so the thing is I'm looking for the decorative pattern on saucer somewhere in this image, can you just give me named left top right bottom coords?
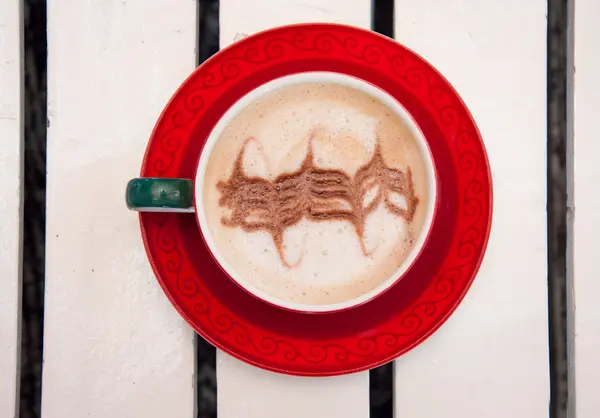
left=138, top=23, right=492, bottom=376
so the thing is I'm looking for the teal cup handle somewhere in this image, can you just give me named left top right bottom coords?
left=126, top=178, right=194, bottom=212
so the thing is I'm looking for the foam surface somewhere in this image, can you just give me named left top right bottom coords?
left=202, top=82, right=430, bottom=305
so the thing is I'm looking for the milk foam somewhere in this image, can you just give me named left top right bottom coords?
left=202, top=81, right=430, bottom=306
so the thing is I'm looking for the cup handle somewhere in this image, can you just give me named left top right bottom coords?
left=126, top=178, right=195, bottom=213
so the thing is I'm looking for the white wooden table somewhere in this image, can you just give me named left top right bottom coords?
left=3, top=0, right=598, bottom=417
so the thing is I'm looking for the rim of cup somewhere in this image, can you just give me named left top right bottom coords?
left=194, top=71, right=438, bottom=313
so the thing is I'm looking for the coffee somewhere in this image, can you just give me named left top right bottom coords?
left=201, top=80, right=432, bottom=307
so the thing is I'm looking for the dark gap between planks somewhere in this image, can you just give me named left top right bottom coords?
left=196, top=1, right=219, bottom=418
left=547, top=0, right=569, bottom=417
left=20, top=1, right=47, bottom=418
left=370, top=1, right=395, bottom=418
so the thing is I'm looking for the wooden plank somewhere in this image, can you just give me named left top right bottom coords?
left=220, top=0, right=371, bottom=43
left=217, top=1, right=371, bottom=417
left=393, top=1, right=550, bottom=417
left=217, top=353, right=369, bottom=418
left=0, top=0, right=23, bottom=417
left=573, top=1, right=600, bottom=417
left=41, top=2, right=197, bottom=417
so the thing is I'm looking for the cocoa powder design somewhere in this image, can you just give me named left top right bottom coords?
left=216, top=134, right=419, bottom=267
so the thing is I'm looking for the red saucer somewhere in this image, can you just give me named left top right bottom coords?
left=139, top=23, right=492, bottom=376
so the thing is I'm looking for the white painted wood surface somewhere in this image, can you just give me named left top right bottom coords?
left=217, top=1, right=371, bottom=417
left=42, top=2, right=197, bottom=417
left=217, top=353, right=369, bottom=418
left=0, top=0, right=23, bottom=417
left=573, top=1, right=600, bottom=417
left=393, top=1, right=550, bottom=417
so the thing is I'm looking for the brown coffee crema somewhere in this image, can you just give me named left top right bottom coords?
left=216, top=132, right=419, bottom=267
